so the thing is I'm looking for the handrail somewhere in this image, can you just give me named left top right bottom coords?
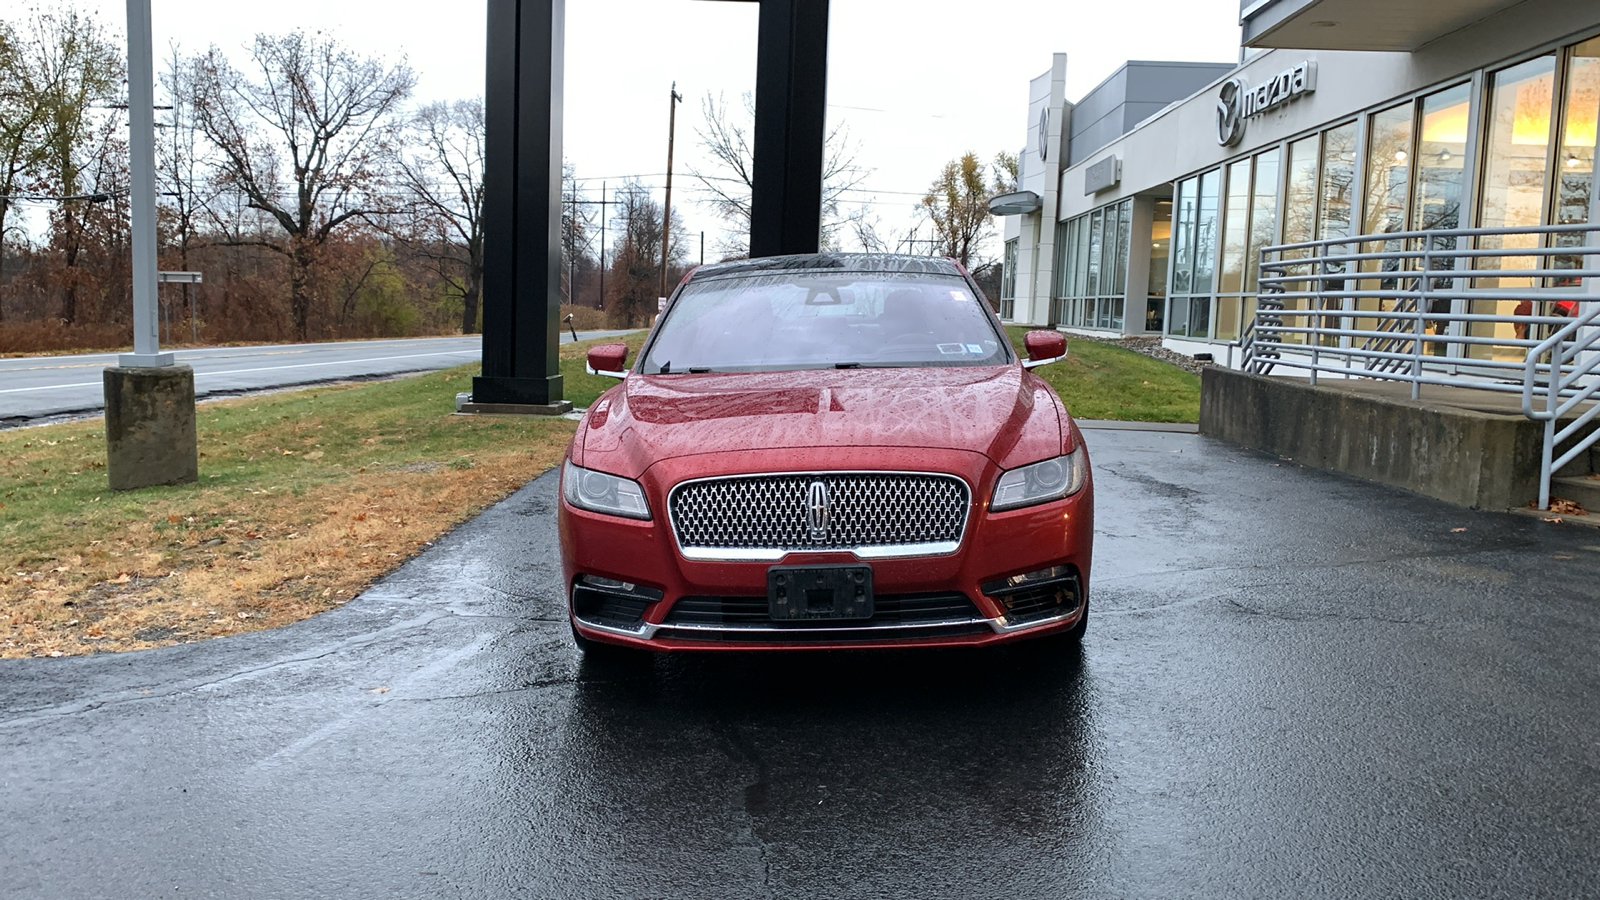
left=1243, top=223, right=1600, bottom=510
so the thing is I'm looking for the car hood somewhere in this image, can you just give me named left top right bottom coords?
left=575, top=366, right=1066, bottom=480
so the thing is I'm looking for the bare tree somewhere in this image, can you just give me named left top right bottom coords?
left=606, top=179, right=687, bottom=327
left=393, top=98, right=484, bottom=334
left=156, top=43, right=225, bottom=339
left=688, top=91, right=870, bottom=257
left=192, top=32, right=415, bottom=340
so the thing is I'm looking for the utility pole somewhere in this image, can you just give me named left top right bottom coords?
left=599, top=181, right=607, bottom=310
left=659, top=82, right=683, bottom=300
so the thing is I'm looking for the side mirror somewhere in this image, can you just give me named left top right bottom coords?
left=585, top=342, right=629, bottom=379
left=1022, top=330, right=1068, bottom=369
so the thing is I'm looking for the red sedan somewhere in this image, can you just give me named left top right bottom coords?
left=558, top=254, right=1092, bottom=654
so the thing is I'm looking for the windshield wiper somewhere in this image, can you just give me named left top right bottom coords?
left=834, top=362, right=862, bottom=369
left=687, top=366, right=713, bottom=373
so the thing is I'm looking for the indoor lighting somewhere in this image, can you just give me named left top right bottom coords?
left=1567, top=153, right=1584, bottom=168
left=1439, top=149, right=1452, bottom=162
left=1394, top=149, right=1409, bottom=162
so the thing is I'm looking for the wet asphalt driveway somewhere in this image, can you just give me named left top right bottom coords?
left=4, top=428, right=1600, bottom=899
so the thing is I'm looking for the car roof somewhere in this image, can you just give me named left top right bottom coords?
left=688, top=253, right=966, bottom=283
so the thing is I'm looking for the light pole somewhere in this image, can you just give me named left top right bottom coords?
left=103, top=0, right=197, bottom=491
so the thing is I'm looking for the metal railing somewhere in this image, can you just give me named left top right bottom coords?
left=1240, top=222, right=1600, bottom=510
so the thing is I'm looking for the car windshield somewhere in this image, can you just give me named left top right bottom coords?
left=639, top=271, right=1010, bottom=373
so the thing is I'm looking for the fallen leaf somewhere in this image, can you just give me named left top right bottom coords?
left=369, top=685, right=390, bottom=694
left=304, top=450, right=324, bottom=460
left=1450, top=527, right=1467, bottom=533
left=111, top=573, right=131, bottom=584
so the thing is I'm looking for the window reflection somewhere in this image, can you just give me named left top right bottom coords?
left=1477, top=55, right=1557, bottom=283
left=1220, top=159, right=1252, bottom=294
left=1247, top=148, right=1280, bottom=294
left=1412, top=83, right=1469, bottom=234
left=1554, top=37, right=1600, bottom=281
left=1363, top=103, right=1413, bottom=238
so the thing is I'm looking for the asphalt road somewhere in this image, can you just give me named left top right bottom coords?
left=0, top=331, right=632, bottom=425
left=4, top=429, right=1600, bottom=898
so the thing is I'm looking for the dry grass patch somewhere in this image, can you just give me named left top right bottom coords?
left=2, top=364, right=577, bottom=658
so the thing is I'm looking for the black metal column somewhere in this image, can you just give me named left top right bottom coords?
left=748, top=0, right=829, bottom=258
left=474, top=0, right=564, bottom=407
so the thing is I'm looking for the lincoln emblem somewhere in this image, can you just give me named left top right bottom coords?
left=807, top=480, right=830, bottom=542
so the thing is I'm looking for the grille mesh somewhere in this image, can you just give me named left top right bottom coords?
left=670, top=472, right=969, bottom=553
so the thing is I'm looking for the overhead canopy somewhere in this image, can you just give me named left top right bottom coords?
left=1241, top=0, right=1523, bottom=51
left=988, top=191, right=1042, bottom=216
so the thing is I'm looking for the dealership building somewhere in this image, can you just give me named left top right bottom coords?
left=996, top=0, right=1600, bottom=369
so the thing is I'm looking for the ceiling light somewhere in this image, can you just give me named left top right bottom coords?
left=1394, top=149, right=1408, bottom=163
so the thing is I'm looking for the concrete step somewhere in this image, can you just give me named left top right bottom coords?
left=1549, top=475, right=1600, bottom=513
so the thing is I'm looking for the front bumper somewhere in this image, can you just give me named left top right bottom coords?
left=558, top=448, right=1093, bottom=652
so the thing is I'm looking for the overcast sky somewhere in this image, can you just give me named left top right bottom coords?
left=5, top=0, right=1243, bottom=258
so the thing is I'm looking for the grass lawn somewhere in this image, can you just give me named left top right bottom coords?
left=1, top=325, right=1188, bottom=658
left=1004, top=325, right=1200, bottom=423
left=0, top=331, right=649, bottom=659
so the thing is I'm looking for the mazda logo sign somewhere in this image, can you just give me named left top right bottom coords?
left=1216, top=77, right=1245, bottom=147
left=806, top=480, right=830, bottom=542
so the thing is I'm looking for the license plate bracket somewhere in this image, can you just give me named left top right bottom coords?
left=767, top=564, right=874, bottom=621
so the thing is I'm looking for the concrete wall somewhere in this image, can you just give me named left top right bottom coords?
left=1199, top=368, right=1548, bottom=509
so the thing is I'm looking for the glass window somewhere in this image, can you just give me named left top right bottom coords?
left=1318, top=121, right=1358, bottom=241
left=1220, top=158, right=1252, bottom=294
left=1149, top=199, right=1172, bottom=299
left=1189, top=296, right=1211, bottom=338
left=1001, top=239, right=1018, bottom=304
left=1172, top=177, right=1195, bottom=294
left=1168, top=295, right=1189, bottom=335
left=1193, top=169, right=1221, bottom=293
left=1072, top=216, right=1090, bottom=297
left=1055, top=221, right=1073, bottom=299
left=1554, top=37, right=1600, bottom=278
left=1087, top=209, right=1103, bottom=298
left=1412, top=83, right=1470, bottom=233
left=1113, top=199, right=1131, bottom=296
left=1247, top=147, right=1281, bottom=293
left=1476, top=54, right=1558, bottom=294
left=1363, top=102, right=1414, bottom=237
left=1283, top=136, right=1319, bottom=247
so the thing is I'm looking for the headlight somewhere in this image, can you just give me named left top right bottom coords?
left=991, top=449, right=1088, bottom=511
left=561, top=460, right=651, bottom=520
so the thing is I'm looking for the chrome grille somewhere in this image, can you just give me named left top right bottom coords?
left=669, top=472, right=970, bottom=559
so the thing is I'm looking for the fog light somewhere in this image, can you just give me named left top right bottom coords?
left=577, top=574, right=663, bottom=600
left=981, top=565, right=1071, bottom=597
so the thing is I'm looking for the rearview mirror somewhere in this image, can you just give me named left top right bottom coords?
left=1022, top=330, right=1068, bottom=369
left=586, top=342, right=629, bottom=379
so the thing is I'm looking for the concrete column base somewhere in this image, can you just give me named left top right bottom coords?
left=104, top=365, right=198, bottom=491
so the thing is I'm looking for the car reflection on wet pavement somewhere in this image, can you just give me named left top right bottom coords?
left=4, top=428, right=1600, bottom=898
